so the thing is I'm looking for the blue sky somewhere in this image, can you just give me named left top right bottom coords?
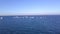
left=0, top=0, right=60, bottom=15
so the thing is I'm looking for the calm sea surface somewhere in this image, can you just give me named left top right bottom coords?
left=0, top=15, right=60, bottom=34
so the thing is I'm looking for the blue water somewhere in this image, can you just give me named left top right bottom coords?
left=0, top=15, right=60, bottom=34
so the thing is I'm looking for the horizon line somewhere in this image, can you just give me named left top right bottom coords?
left=0, top=14, right=60, bottom=16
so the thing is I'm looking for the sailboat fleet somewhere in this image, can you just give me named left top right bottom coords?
left=13, top=16, right=43, bottom=19
left=0, top=16, right=43, bottom=20
left=13, top=16, right=34, bottom=19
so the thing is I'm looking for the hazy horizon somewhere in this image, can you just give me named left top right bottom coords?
left=0, top=0, right=60, bottom=15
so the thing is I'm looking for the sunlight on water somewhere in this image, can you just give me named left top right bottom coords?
left=40, top=17, right=43, bottom=19
left=30, top=17, right=34, bottom=19
left=0, top=15, right=60, bottom=34
left=25, top=16, right=28, bottom=18
left=13, top=16, right=25, bottom=19
left=14, top=16, right=19, bottom=18
left=0, top=17, right=3, bottom=20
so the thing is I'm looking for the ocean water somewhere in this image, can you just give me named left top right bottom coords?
left=0, top=15, right=60, bottom=34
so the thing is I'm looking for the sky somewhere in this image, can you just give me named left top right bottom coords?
left=0, top=0, right=60, bottom=15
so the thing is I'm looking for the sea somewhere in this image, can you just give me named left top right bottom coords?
left=0, top=15, right=60, bottom=34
